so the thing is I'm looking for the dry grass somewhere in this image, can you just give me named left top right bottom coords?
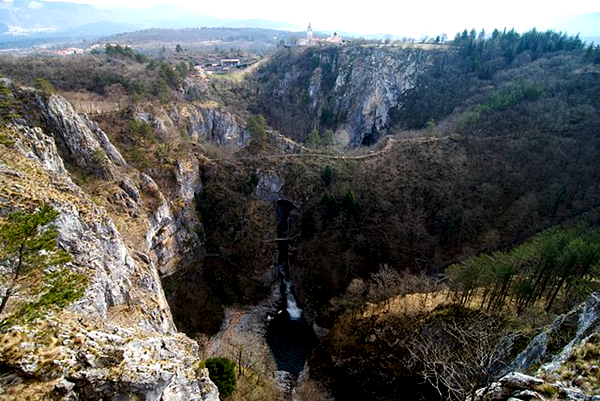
left=556, top=333, right=600, bottom=394
left=61, top=91, right=120, bottom=115
left=362, top=289, right=452, bottom=320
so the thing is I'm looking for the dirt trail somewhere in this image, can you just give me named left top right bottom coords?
left=211, top=134, right=455, bottom=165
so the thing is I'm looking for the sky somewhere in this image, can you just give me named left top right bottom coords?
left=30, top=0, right=600, bottom=37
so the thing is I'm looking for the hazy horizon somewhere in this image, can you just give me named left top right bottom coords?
left=2, top=0, right=599, bottom=39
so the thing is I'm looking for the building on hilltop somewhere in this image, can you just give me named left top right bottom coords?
left=297, top=23, right=343, bottom=46
left=220, top=59, right=241, bottom=67
left=325, top=32, right=342, bottom=44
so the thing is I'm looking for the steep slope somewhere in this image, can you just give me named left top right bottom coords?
left=0, top=80, right=218, bottom=400
left=34, top=89, right=207, bottom=277
left=256, top=46, right=439, bottom=147
left=470, top=291, right=600, bottom=400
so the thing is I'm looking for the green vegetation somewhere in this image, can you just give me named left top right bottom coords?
left=241, top=173, right=259, bottom=195
left=319, top=189, right=360, bottom=223
left=34, top=77, right=56, bottom=95
left=5, top=267, right=87, bottom=325
left=205, top=357, right=237, bottom=397
left=0, top=205, right=85, bottom=326
left=128, top=119, right=154, bottom=138
left=306, top=128, right=321, bottom=148
left=0, top=81, right=21, bottom=123
left=105, top=44, right=149, bottom=63
left=246, top=115, right=268, bottom=151
left=0, top=51, right=188, bottom=104
left=320, top=165, right=332, bottom=186
left=453, top=28, right=585, bottom=78
left=584, top=43, right=600, bottom=64
left=306, top=128, right=334, bottom=148
left=425, top=118, right=435, bottom=139
left=0, top=131, right=15, bottom=146
left=478, top=81, right=543, bottom=113
left=448, top=226, right=600, bottom=314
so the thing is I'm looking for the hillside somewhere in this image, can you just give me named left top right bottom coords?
left=0, top=28, right=599, bottom=400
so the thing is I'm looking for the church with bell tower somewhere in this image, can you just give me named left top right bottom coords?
left=297, top=23, right=343, bottom=46
left=307, top=22, right=314, bottom=45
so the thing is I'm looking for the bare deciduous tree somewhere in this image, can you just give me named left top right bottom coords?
left=408, top=310, right=506, bottom=400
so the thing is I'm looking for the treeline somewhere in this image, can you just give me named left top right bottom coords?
left=585, top=43, right=600, bottom=64
left=448, top=226, right=600, bottom=314
left=102, top=44, right=149, bottom=63
left=452, top=28, right=586, bottom=78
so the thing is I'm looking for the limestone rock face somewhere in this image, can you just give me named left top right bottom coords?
left=471, top=291, right=600, bottom=401
left=508, top=291, right=600, bottom=374
left=2, top=322, right=219, bottom=401
left=130, top=100, right=248, bottom=149
left=32, top=87, right=202, bottom=278
left=258, top=46, right=434, bottom=147
left=328, top=47, right=430, bottom=147
left=0, top=88, right=217, bottom=400
left=38, top=93, right=127, bottom=179
left=171, top=103, right=249, bottom=146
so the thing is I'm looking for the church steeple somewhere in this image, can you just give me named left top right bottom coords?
left=307, top=22, right=313, bottom=45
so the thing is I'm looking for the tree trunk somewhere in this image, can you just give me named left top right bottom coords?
left=546, top=275, right=567, bottom=312
left=0, top=287, right=12, bottom=315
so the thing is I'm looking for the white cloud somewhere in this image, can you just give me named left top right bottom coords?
left=28, top=1, right=44, bottom=9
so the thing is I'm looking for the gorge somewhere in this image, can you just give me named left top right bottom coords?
left=0, top=28, right=599, bottom=400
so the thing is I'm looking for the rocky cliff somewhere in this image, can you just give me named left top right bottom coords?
left=470, top=291, right=600, bottom=401
left=256, top=46, right=437, bottom=147
left=134, top=102, right=249, bottom=148
left=37, top=89, right=208, bottom=277
left=0, top=80, right=218, bottom=400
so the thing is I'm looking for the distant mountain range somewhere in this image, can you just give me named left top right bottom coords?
left=0, top=0, right=598, bottom=47
left=0, top=0, right=302, bottom=43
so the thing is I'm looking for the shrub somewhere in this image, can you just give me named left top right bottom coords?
left=34, top=78, right=56, bottom=95
left=321, top=165, right=332, bottom=186
left=478, top=81, right=543, bottom=113
left=205, top=357, right=237, bottom=397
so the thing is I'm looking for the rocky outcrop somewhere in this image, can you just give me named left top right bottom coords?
left=469, top=370, right=599, bottom=401
left=326, top=47, right=432, bottom=147
left=0, top=88, right=218, bottom=399
left=130, top=100, right=248, bottom=148
left=170, top=103, right=249, bottom=147
left=508, top=291, right=600, bottom=374
left=38, top=93, right=127, bottom=180
left=541, top=292, right=600, bottom=374
left=2, top=321, right=218, bottom=401
left=468, top=371, right=600, bottom=401
left=471, top=292, right=600, bottom=401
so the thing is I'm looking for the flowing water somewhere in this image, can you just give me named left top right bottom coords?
left=266, top=200, right=316, bottom=377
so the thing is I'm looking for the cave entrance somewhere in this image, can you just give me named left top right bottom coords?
left=361, top=131, right=380, bottom=146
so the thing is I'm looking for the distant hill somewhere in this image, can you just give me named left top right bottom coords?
left=584, top=36, right=600, bottom=45
left=0, top=0, right=301, bottom=45
left=102, top=27, right=301, bottom=53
